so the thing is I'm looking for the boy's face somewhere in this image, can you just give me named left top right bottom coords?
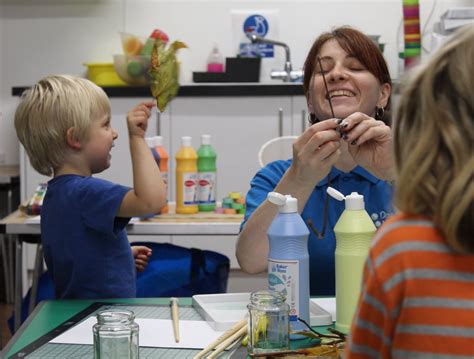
left=83, top=113, right=118, bottom=174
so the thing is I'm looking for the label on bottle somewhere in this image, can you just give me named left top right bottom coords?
left=268, top=258, right=300, bottom=323
left=182, top=172, right=197, bottom=205
left=197, top=172, right=216, bottom=204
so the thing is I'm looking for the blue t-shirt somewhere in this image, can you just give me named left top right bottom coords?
left=241, top=160, right=393, bottom=296
left=41, top=175, right=135, bottom=299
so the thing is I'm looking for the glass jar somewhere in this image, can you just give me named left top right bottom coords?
left=93, top=310, right=139, bottom=359
left=247, top=290, right=289, bottom=354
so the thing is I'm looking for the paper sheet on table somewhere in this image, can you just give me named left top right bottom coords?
left=50, top=317, right=225, bottom=349
left=311, top=297, right=337, bottom=321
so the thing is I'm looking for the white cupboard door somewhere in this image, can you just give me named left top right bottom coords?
left=291, top=95, right=309, bottom=136
left=169, top=96, right=292, bottom=202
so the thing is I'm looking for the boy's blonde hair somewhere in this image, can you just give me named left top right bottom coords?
left=394, top=25, right=474, bottom=253
left=15, top=75, right=110, bottom=176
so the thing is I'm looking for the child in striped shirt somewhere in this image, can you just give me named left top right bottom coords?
left=346, top=24, right=474, bottom=358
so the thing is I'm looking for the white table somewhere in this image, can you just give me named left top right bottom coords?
left=0, top=209, right=242, bottom=332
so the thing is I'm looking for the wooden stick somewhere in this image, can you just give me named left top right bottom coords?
left=170, top=297, right=180, bottom=343
left=207, top=324, right=247, bottom=359
left=193, top=318, right=247, bottom=359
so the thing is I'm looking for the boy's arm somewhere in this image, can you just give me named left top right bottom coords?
left=118, top=101, right=167, bottom=217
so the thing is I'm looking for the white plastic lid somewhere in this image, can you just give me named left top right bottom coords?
left=327, top=187, right=365, bottom=210
left=144, top=137, right=154, bottom=147
left=181, top=136, right=192, bottom=147
left=152, top=136, right=163, bottom=147
left=201, top=134, right=211, bottom=145
left=267, top=192, right=298, bottom=213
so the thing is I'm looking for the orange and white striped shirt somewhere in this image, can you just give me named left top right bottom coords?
left=346, top=213, right=474, bottom=358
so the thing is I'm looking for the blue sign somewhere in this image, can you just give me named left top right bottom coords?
left=241, top=14, right=274, bottom=58
left=243, top=14, right=269, bottom=37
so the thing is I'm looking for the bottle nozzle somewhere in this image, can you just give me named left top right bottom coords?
left=267, top=192, right=287, bottom=206
left=327, top=187, right=365, bottom=210
left=267, top=192, right=298, bottom=213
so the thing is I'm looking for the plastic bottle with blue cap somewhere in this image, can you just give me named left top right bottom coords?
left=327, top=187, right=376, bottom=333
left=267, top=192, right=309, bottom=338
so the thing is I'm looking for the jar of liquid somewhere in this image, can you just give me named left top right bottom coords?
left=247, top=290, right=289, bottom=355
left=93, top=310, right=139, bottom=359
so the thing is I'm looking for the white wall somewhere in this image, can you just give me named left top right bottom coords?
left=0, top=0, right=471, bottom=167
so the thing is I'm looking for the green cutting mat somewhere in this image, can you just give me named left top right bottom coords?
left=9, top=303, right=242, bottom=358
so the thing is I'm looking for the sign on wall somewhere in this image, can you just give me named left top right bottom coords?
left=231, top=9, right=280, bottom=82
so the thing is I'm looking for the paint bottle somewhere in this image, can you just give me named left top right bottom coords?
left=175, top=136, right=198, bottom=214
left=152, top=136, right=169, bottom=214
left=197, top=134, right=217, bottom=212
left=327, top=187, right=376, bottom=333
left=207, top=44, right=224, bottom=73
left=267, top=192, right=310, bottom=339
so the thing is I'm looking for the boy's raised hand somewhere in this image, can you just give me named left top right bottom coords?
left=131, top=245, right=152, bottom=272
left=127, top=101, right=156, bottom=138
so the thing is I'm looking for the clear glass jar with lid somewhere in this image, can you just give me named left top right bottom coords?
left=247, top=289, right=289, bottom=354
left=93, top=309, right=139, bottom=359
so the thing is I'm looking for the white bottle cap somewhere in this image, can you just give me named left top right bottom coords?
left=327, top=187, right=365, bottom=210
left=201, top=134, right=211, bottom=145
left=144, top=137, right=154, bottom=147
left=152, top=136, right=163, bottom=147
left=345, top=192, right=364, bottom=210
left=181, top=136, right=192, bottom=147
left=267, top=192, right=298, bottom=213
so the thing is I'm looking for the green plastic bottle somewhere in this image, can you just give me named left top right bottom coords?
left=327, top=187, right=376, bottom=334
left=197, top=134, right=217, bottom=212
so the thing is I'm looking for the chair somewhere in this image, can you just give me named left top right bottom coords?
left=135, top=242, right=230, bottom=297
left=258, top=136, right=298, bottom=168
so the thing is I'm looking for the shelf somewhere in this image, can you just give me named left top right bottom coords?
left=12, top=83, right=305, bottom=98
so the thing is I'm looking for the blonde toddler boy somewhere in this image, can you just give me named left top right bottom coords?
left=15, top=75, right=166, bottom=299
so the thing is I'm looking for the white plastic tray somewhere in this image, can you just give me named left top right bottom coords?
left=192, top=292, right=333, bottom=331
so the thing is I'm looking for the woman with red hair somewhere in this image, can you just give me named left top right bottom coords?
left=237, top=27, right=394, bottom=296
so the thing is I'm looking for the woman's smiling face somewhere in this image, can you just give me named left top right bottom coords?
left=308, top=39, right=390, bottom=121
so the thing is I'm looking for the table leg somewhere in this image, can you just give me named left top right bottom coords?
left=8, top=234, right=14, bottom=303
left=1, top=234, right=11, bottom=303
left=28, top=244, right=43, bottom=314
left=14, top=235, right=23, bottom=332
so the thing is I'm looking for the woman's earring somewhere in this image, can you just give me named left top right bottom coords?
left=375, top=106, right=385, bottom=121
left=308, top=113, right=318, bottom=124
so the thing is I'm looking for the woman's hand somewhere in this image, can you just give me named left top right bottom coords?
left=289, top=118, right=342, bottom=187
left=127, top=101, right=156, bottom=138
left=339, top=112, right=395, bottom=180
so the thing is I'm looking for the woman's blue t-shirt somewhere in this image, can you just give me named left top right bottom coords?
left=241, top=160, right=393, bottom=296
left=41, top=175, right=135, bottom=299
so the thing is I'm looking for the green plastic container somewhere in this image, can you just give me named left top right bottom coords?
left=328, top=188, right=376, bottom=334
left=197, top=134, right=217, bottom=212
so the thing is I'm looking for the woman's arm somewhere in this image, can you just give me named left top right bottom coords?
left=236, top=119, right=342, bottom=273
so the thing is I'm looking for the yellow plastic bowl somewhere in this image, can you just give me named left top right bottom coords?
left=83, top=62, right=127, bottom=87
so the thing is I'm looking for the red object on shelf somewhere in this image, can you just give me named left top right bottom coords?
left=150, top=29, right=169, bottom=43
